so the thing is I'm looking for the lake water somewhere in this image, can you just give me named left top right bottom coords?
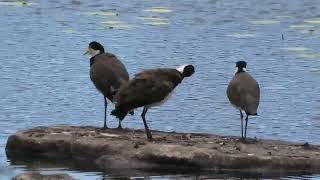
left=1, top=0, right=320, bottom=179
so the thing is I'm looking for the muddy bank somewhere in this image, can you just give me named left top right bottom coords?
left=5, top=126, right=320, bottom=173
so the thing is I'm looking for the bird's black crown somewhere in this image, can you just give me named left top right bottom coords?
left=236, top=61, right=247, bottom=69
left=89, top=41, right=105, bottom=53
left=183, top=65, right=195, bottom=77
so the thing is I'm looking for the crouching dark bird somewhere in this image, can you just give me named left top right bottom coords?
left=84, top=41, right=130, bottom=129
left=227, top=61, right=260, bottom=140
left=111, top=64, right=195, bottom=141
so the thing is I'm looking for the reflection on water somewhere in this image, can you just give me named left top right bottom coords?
left=5, top=154, right=320, bottom=179
left=1, top=0, right=320, bottom=179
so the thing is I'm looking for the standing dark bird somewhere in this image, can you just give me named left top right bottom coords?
left=227, top=61, right=260, bottom=140
left=84, top=41, right=130, bottom=129
left=111, top=64, right=195, bottom=141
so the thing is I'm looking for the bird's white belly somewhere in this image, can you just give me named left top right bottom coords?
left=146, top=91, right=175, bottom=108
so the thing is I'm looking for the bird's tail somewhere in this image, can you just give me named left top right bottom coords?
left=111, top=107, right=128, bottom=120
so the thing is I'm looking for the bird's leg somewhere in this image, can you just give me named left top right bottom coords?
left=141, top=107, right=153, bottom=141
left=244, top=114, right=249, bottom=139
left=117, top=120, right=123, bottom=129
left=103, top=96, right=108, bottom=129
left=240, top=110, right=244, bottom=139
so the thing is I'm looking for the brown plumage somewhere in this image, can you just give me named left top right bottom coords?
left=85, top=41, right=129, bottom=128
left=111, top=64, right=195, bottom=140
left=90, top=53, right=129, bottom=100
left=227, top=61, right=260, bottom=140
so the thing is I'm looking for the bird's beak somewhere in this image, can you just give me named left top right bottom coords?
left=83, top=48, right=89, bottom=55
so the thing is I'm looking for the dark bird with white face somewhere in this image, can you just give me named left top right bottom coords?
left=227, top=61, right=260, bottom=140
left=84, top=41, right=130, bottom=129
left=111, top=64, right=195, bottom=141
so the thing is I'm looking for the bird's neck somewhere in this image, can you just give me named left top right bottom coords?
left=89, top=53, right=103, bottom=66
left=176, top=71, right=184, bottom=81
left=90, top=57, right=95, bottom=66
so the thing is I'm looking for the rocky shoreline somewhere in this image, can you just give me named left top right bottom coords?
left=6, top=126, right=320, bottom=174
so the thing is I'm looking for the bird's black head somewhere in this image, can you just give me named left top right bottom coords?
left=177, top=64, right=195, bottom=78
left=89, top=41, right=105, bottom=53
left=235, top=61, right=247, bottom=73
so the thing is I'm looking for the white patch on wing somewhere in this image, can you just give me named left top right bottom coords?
left=176, top=64, right=188, bottom=73
left=146, top=91, right=175, bottom=108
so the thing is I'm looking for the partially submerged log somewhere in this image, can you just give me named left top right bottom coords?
left=6, top=126, right=320, bottom=173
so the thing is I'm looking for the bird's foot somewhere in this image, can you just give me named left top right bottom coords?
left=116, top=122, right=123, bottom=130
left=146, top=133, right=153, bottom=141
left=116, top=126, right=123, bottom=130
left=240, top=137, right=247, bottom=143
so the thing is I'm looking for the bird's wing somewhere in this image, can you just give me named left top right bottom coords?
left=104, top=53, right=130, bottom=81
left=90, top=54, right=129, bottom=100
left=115, top=75, right=175, bottom=109
left=227, top=73, right=260, bottom=113
left=227, top=77, right=242, bottom=106
left=244, top=76, right=260, bottom=113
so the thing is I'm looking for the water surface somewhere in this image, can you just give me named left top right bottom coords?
left=1, top=0, right=320, bottom=179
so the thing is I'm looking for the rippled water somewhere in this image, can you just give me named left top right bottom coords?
left=1, top=0, right=320, bottom=179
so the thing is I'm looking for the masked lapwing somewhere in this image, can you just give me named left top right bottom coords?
left=227, top=61, right=260, bottom=140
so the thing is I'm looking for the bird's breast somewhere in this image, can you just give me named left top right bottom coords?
left=146, top=91, right=175, bottom=109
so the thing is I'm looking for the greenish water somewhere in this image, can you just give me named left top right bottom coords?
left=1, top=0, right=320, bottom=179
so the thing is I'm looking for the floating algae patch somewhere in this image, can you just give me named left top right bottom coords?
left=310, top=68, right=320, bottom=73
left=305, top=20, right=320, bottom=24
left=280, top=47, right=311, bottom=52
left=101, top=20, right=126, bottom=25
left=280, top=47, right=320, bottom=60
left=138, top=16, right=170, bottom=26
left=82, top=11, right=117, bottom=17
left=109, top=24, right=134, bottom=29
left=226, top=33, right=255, bottom=38
left=62, top=29, right=79, bottom=34
left=296, top=53, right=320, bottom=59
left=275, top=15, right=292, bottom=19
left=137, top=17, right=169, bottom=21
left=298, top=29, right=317, bottom=34
left=144, top=21, right=170, bottom=26
left=101, top=21, right=134, bottom=29
left=0, top=1, right=38, bottom=7
left=304, top=18, right=320, bottom=24
left=290, top=24, right=315, bottom=29
left=249, top=20, right=280, bottom=25
left=280, top=47, right=319, bottom=59
left=144, top=7, right=172, bottom=13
